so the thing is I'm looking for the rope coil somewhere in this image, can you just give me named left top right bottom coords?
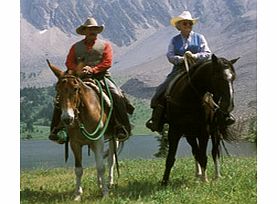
left=79, top=77, right=114, bottom=141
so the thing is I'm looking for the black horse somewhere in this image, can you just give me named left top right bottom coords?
left=161, top=54, right=239, bottom=185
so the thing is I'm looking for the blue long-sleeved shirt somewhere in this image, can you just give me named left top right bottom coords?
left=167, top=31, right=211, bottom=65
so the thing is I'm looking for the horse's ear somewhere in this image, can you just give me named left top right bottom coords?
left=211, top=54, right=218, bottom=63
left=230, top=57, right=240, bottom=64
left=46, top=59, right=64, bottom=78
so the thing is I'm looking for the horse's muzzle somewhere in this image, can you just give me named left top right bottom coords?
left=62, top=117, right=74, bottom=126
left=61, top=109, right=75, bottom=126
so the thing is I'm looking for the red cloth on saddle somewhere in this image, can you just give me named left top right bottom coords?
left=65, top=37, right=113, bottom=74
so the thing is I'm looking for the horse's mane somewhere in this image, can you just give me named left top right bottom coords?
left=188, top=59, right=213, bottom=76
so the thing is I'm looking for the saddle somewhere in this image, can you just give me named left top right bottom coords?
left=83, top=78, right=135, bottom=115
left=165, top=71, right=187, bottom=97
left=82, top=78, right=112, bottom=107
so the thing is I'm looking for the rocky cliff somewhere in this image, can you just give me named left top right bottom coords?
left=20, top=0, right=257, bottom=116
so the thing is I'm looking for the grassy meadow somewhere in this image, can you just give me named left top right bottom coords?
left=20, top=156, right=256, bottom=204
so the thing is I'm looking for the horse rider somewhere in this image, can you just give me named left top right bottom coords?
left=146, top=11, right=235, bottom=132
left=49, top=17, right=134, bottom=143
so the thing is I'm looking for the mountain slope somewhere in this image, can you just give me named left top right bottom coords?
left=20, top=0, right=257, bottom=116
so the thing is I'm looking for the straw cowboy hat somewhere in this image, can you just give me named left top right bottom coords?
left=76, top=17, right=104, bottom=35
left=170, top=11, right=199, bottom=27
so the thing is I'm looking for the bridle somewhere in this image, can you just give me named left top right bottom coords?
left=56, top=74, right=82, bottom=120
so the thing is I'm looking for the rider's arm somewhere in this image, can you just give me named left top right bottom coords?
left=193, top=34, right=212, bottom=61
left=65, top=44, right=78, bottom=70
left=166, top=39, right=184, bottom=65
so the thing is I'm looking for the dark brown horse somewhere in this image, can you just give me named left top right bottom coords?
left=47, top=61, right=119, bottom=200
left=161, top=54, right=239, bottom=185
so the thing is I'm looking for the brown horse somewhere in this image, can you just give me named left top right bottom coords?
left=47, top=61, right=119, bottom=200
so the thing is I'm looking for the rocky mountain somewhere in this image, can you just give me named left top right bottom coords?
left=20, top=0, right=256, bottom=116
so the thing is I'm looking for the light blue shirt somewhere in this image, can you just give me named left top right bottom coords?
left=167, top=31, right=211, bottom=65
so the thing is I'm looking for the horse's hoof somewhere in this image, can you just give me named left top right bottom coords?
left=102, top=189, right=109, bottom=197
left=195, top=173, right=202, bottom=178
left=201, top=177, right=209, bottom=183
left=161, top=180, right=168, bottom=186
left=213, top=175, right=222, bottom=180
left=74, top=195, right=81, bottom=201
left=108, top=183, right=117, bottom=189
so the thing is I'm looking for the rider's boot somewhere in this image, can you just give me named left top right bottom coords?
left=115, top=125, right=130, bottom=142
left=122, top=92, right=135, bottom=115
left=49, top=107, right=65, bottom=144
left=146, top=104, right=164, bottom=132
left=225, top=113, right=236, bottom=125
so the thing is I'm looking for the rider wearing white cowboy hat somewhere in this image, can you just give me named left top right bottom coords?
left=146, top=10, right=235, bottom=132
left=168, top=10, right=209, bottom=62
left=170, top=10, right=199, bottom=27
left=146, top=10, right=212, bottom=132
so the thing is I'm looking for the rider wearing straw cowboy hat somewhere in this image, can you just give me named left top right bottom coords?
left=49, top=17, right=134, bottom=143
left=146, top=11, right=236, bottom=132
left=146, top=11, right=212, bottom=132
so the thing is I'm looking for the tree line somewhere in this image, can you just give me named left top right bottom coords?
left=20, top=86, right=56, bottom=132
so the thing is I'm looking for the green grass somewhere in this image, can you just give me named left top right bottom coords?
left=20, top=124, right=50, bottom=140
left=20, top=157, right=256, bottom=204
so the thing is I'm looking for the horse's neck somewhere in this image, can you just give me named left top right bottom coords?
left=79, top=84, right=101, bottom=120
left=190, top=62, right=212, bottom=94
left=172, top=64, right=211, bottom=104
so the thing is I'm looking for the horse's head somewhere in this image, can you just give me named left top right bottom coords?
left=47, top=60, right=81, bottom=126
left=210, top=54, right=239, bottom=115
left=56, top=75, right=82, bottom=126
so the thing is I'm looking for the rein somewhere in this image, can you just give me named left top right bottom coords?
left=184, top=56, right=201, bottom=98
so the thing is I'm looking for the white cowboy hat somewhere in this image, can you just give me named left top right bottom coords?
left=170, top=11, right=199, bottom=27
left=76, top=17, right=104, bottom=35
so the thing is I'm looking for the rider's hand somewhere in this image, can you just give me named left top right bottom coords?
left=175, top=56, right=185, bottom=64
left=82, top=66, right=92, bottom=74
left=185, top=51, right=197, bottom=60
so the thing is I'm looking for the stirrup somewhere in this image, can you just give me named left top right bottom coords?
left=49, top=128, right=67, bottom=144
left=146, top=119, right=163, bottom=133
left=225, top=114, right=236, bottom=126
left=116, top=126, right=129, bottom=142
left=146, top=119, right=155, bottom=131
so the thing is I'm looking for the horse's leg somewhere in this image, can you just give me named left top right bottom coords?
left=161, top=128, right=181, bottom=186
left=107, top=138, right=118, bottom=188
left=195, top=160, right=202, bottom=178
left=186, top=137, right=202, bottom=177
left=92, top=138, right=109, bottom=196
left=211, top=131, right=221, bottom=179
left=70, top=142, right=83, bottom=201
left=197, top=131, right=209, bottom=182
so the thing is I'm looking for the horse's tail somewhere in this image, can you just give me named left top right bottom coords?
left=220, top=125, right=240, bottom=142
left=103, top=140, right=124, bottom=159
left=212, top=110, right=241, bottom=143
left=210, top=113, right=241, bottom=157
